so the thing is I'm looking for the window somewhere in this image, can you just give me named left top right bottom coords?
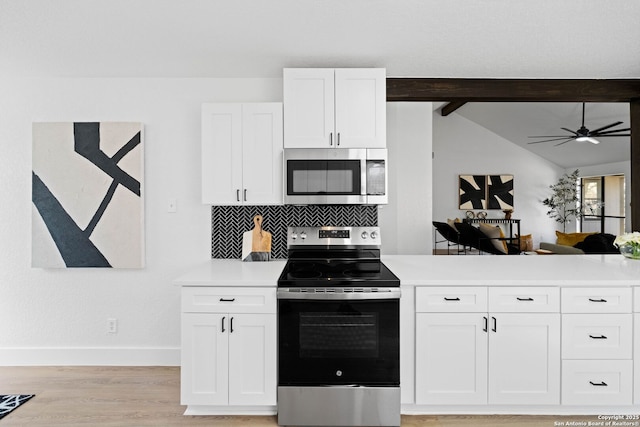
left=579, top=175, right=625, bottom=235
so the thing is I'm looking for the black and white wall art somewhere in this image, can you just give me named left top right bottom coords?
left=487, top=174, right=514, bottom=210
left=32, top=122, right=144, bottom=268
left=459, top=174, right=514, bottom=211
left=458, top=175, right=487, bottom=209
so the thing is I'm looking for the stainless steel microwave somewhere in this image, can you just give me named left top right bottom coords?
left=283, top=148, right=387, bottom=205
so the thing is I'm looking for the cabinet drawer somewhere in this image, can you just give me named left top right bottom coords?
left=561, top=288, right=631, bottom=313
left=182, top=287, right=276, bottom=314
left=562, top=314, right=632, bottom=359
left=488, top=287, right=559, bottom=312
left=562, top=360, right=632, bottom=406
left=416, top=287, right=487, bottom=313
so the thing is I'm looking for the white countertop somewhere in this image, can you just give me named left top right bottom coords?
left=382, top=254, right=640, bottom=287
left=174, top=255, right=640, bottom=287
left=174, top=259, right=287, bottom=287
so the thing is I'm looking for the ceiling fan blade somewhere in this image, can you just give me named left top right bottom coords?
left=554, top=139, right=575, bottom=146
left=589, top=121, right=624, bottom=134
left=528, top=135, right=575, bottom=138
left=528, top=136, right=576, bottom=144
left=593, top=128, right=631, bottom=136
left=561, top=127, right=579, bottom=136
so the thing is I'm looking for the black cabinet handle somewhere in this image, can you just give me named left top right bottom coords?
left=589, top=298, right=607, bottom=303
left=444, top=297, right=461, bottom=301
left=483, top=316, right=488, bottom=332
left=236, top=189, right=240, bottom=202
left=244, top=189, right=247, bottom=201
left=230, top=317, right=234, bottom=333
left=589, top=334, right=608, bottom=339
left=517, top=297, right=534, bottom=301
left=492, top=316, right=497, bottom=332
left=590, top=381, right=608, bottom=387
left=337, top=132, right=341, bottom=146
left=330, top=132, right=333, bottom=146
left=220, top=298, right=236, bottom=302
left=221, top=316, right=226, bottom=333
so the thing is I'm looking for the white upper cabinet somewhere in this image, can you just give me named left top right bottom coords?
left=283, top=68, right=386, bottom=148
left=202, top=103, right=283, bottom=205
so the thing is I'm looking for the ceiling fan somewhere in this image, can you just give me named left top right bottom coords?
left=528, top=103, right=630, bottom=146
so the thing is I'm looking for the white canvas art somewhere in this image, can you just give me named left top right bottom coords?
left=32, top=122, right=144, bottom=268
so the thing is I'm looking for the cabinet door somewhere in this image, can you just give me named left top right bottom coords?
left=334, top=68, right=386, bottom=148
left=241, top=103, right=283, bottom=205
left=228, top=314, right=277, bottom=406
left=202, top=103, right=243, bottom=204
left=181, top=313, right=229, bottom=405
left=283, top=68, right=335, bottom=148
left=488, top=313, right=560, bottom=405
left=415, top=313, right=488, bottom=404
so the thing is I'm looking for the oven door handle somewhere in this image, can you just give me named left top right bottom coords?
left=277, top=289, right=401, bottom=300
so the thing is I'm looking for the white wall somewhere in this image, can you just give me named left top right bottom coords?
left=380, top=103, right=433, bottom=255
left=432, top=111, right=565, bottom=247
left=0, top=77, right=282, bottom=365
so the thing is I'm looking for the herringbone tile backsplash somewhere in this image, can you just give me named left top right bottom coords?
left=211, top=205, right=378, bottom=259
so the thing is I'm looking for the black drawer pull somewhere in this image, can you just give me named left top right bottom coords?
left=492, top=316, right=497, bottom=332
left=588, top=298, right=607, bottom=303
left=517, top=297, right=534, bottom=301
left=444, top=297, right=461, bottom=301
left=589, top=334, right=608, bottom=340
left=221, top=316, right=226, bottom=333
left=220, top=298, right=236, bottom=302
left=589, top=381, right=608, bottom=387
left=483, top=316, right=488, bottom=333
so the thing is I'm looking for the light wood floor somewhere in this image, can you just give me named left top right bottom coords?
left=0, top=366, right=595, bottom=426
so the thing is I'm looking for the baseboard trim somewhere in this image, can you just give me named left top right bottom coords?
left=0, top=347, right=180, bottom=366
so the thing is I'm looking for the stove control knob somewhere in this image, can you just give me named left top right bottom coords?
left=300, top=232, right=307, bottom=240
left=361, top=231, right=368, bottom=240
left=370, top=231, right=378, bottom=240
left=336, top=370, right=343, bottom=377
left=291, top=231, right=298, bottom=240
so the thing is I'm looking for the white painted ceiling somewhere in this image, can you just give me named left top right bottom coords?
left=451, top=102, right=631, bottom=168
left=1, top=1, right=637, bottom=168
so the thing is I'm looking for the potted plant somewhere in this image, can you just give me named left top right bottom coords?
left=542, top=169, right=582, bottom=233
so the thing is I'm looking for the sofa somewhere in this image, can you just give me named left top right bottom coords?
left=539, top=231, right=618, bottom=255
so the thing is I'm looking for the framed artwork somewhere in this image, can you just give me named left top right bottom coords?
left=459, top=174, right=514, bottom=211
left=32, top=122, right=144, bottom=268
left=459, top=175, right=487, bottom=209
left=487, top=174, right=514, bottom=210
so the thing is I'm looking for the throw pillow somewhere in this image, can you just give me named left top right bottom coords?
left=446, top=218, right=461, bottom=232
left=517, top=234, right=533, bottom=252
left=478, top=223, right=507, bottom=254
left=555, top=231, right=596, bottom=246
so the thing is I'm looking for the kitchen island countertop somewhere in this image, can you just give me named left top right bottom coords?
left=174, top=255, right=640, bottom=288
left=382, top=254, right=640, bottom=287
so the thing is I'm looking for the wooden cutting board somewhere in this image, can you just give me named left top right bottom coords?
left=242, top=215, right=272, bottom=261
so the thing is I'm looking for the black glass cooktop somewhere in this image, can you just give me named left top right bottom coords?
left=277, top=258, right=400, bottom=288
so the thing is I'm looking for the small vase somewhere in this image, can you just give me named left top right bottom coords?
left=619, top=243, right=640, bottom=260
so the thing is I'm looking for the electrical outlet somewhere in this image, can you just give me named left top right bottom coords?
left=107, top=318, right=118, bottom=334
left=167, top=198, right=177, bottom=213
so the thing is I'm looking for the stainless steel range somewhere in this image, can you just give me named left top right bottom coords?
left=277, top=226, right=400, bottom=427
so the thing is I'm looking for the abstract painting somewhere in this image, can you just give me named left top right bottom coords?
left=487, top=174, right=514, bottom=210
left=32, top=122, right=144, bottom=268
left=458, top=175, right=486, bottom=209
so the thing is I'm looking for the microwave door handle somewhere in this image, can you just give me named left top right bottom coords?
left=361, top=159, right=367, bottom=198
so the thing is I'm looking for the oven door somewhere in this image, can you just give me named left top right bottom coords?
left=278, top=294, right=399, bottom=386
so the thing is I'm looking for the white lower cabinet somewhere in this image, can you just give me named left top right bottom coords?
left=181, top=287, right=276, bottom=412
left=415, top=287, right=560, bottom=405
left=562, top=360, right=633, bottom=405
left=561, top=287, right=633, bottom=406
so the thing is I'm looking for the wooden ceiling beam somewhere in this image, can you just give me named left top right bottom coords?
left=440, top=101, right=467, bottom=116
left=386, top=78, right=640, bottom=103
